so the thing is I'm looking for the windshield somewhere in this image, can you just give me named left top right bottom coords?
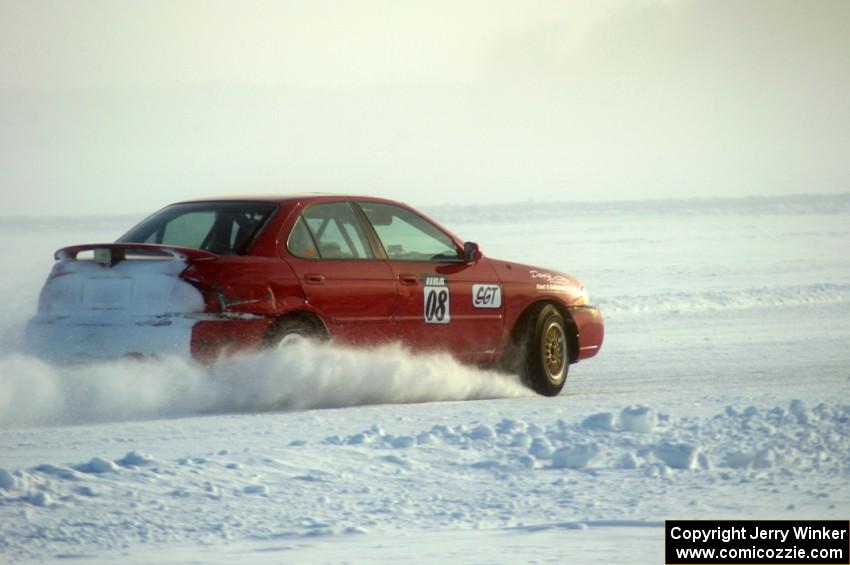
left=118, top=202, right=277, bottom=255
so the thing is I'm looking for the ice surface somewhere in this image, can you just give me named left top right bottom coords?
left=1, top=195, right=850, bottom=563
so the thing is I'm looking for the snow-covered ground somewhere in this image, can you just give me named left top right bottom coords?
left=1, top=194, right=849, bottom=563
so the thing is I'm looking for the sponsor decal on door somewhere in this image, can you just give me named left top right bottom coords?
left=472, top=284, right=502, bottom=308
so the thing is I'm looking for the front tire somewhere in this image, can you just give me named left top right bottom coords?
left=521, top=304, right=570, bottom=396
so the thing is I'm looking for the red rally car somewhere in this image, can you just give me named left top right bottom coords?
left=25, top=195, right=604, bottom=396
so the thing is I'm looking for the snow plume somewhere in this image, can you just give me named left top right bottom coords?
left=0, top=340, right=529, bottom=428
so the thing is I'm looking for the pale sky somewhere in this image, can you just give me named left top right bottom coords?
left=1, top=0, right=848, bottom=215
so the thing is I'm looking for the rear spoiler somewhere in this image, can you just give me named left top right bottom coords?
left=55, top=243, right=218, bottom=265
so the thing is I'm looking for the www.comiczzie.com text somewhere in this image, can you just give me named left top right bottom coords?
left=666, top=520, right=849, bottom=564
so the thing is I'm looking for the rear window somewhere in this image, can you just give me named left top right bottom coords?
left=118, top=202, right=277, bottom=255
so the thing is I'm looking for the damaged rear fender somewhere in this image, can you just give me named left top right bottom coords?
left=182, top=259, right=308, bottom=315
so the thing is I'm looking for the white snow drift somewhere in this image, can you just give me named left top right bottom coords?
left=1, top=400, right=847, bottom=562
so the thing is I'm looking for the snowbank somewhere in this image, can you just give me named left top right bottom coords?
left=1, top=400, right=847, bottom=561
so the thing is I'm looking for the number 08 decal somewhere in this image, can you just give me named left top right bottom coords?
left=423, top=276, right=451, bottom=324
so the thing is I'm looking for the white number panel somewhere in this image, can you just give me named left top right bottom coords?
left=423, top=276, right=451, bottom=324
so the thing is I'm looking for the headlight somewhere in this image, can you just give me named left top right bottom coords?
left=580, top=287, right=591, bottom=305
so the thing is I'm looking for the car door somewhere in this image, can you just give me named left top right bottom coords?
left=355, top=201, right=504, bottom=363
left=282, top=201, right=398, bottom=345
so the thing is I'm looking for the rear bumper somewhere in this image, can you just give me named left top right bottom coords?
left=24, top=314, right=197, bottom=362
left=568, top=305, right=605, bottom=361
left=23, top=314, right=273, bottom=364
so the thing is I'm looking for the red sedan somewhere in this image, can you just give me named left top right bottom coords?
left=25, top=195, right=603, bottom=396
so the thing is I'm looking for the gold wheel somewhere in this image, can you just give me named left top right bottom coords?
left=542, top=320, right=567, bottom=383
left=515, top=303, right=570, bottom=396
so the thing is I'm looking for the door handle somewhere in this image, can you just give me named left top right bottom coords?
left=398, top=274, right=419, bottom=286
left=305, top=273, right=325, bottom=284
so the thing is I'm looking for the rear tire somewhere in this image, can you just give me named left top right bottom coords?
left=520, top=304, right=570, bottom=396
left=263, top=316, right=326, bottom=349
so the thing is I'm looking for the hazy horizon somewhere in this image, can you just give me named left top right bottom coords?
left=2, top=0, right=848, bottom=215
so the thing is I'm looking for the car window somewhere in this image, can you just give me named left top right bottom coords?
left=289, top=202, right=375, bottom=260
left=287, top=217, right=319, bottom=259
left=118, top=202, right=277, bottom=255
left=161, top=211, right=216, bottom=249
left=358, top=202, right=460, bottom=261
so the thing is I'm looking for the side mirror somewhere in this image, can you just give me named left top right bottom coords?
left=463, top=241, right=482, bottom=263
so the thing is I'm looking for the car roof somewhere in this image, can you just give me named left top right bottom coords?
left=172, top=193, right=406, bottom=207
left=170, top=192, right=466, bottom=250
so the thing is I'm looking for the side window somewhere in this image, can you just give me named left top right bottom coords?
left=358, top=202, right=460, bottom=262
left=287, top=217, right=318, bottom=259
left=287, top=202, right=375, bottom=260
